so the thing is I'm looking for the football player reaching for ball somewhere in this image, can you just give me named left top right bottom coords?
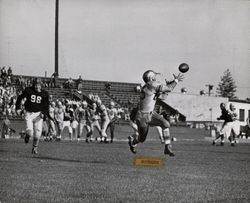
left=128, top=70, right=184, bottom=156
left=16, top=78, right=51, bottom=155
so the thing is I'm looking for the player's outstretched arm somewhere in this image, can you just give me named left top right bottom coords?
left=161, top=73, right=184, bottom=93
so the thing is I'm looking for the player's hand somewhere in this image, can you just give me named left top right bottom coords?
left=173, top=73, right=184, bottom=82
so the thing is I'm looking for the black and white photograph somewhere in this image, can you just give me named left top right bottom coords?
left=0, top=0, right=250, bottom=202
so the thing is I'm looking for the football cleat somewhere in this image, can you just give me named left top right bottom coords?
left=220, top=142, right=224, bottom=146
left=164, top=144, right=175, bottom=156
left=212, top=141, right=216, bottom=146
left=32, top=147, right=38, bottom=155
left=24, top=134, right=30, bottom=144
left=128, top=136, right=137, bottom=154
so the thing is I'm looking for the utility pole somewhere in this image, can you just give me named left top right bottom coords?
left=55, top=0, right=59, bottom=77
left=206, top=84, right=213, bottom=96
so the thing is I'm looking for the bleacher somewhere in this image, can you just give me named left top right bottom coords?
left=11, top=74, right=141, bottom=107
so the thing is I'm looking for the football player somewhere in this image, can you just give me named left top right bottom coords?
left=129, top=103, right=168, bottom=145
left=89, top=102, right=102, bottom=141
left=16, top=78, right=50, bottom=154
left=54, top=100, right=65, bottom=141
left=107, top=101, right=118, bottom=143
left=75, top=100, right=91, bottom=143
left=212, top=103, right=239, bottom=146
left=63, top=104, right=74, bottom=141
left=226, top=103, right=239, bottom=146
left=212, top=103, right=229, bottom=146
left=47, top=101, right=56, bottom=141
left=128, top=70, right=184, bottom=156
left=96, top=100, right=110, bottom=143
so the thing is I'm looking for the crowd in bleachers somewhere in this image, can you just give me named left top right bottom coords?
left=0, top=66, right=17, bottom=116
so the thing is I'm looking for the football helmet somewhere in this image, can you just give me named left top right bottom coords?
left=142, top=70, right=157, bottom=83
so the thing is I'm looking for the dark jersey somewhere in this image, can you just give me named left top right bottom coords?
left=218, top=109, right=233, bottom=122
left=16, top=87, right=49, bottom=115
left=64, top=108, right=74, bottom=122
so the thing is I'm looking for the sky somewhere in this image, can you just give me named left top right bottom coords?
left=0, top=0, right=249, bottom=99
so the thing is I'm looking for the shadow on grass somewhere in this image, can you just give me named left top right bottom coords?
left=32, top=156, right=108, bottom=164
left=178, top=148, right=250, bottom=155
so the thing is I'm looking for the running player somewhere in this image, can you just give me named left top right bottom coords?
left=212, top=103, right=229, bottom=146
left=16, top=78, right=50, bottom=154
left=226, top=103, right=239, bottom=146
left=212, top=103, right=239, bottom=146
left=128, top=70, right=184, bottom=156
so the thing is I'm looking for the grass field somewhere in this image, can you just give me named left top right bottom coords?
left=0, top=122, right=250, bottom=203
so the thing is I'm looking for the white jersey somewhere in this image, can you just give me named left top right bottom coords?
left=49, top=105, right=55, bottom=119
left=139, top=80, right=177, bottom=113
left=54, top=107, right=64, bottom=122
left=107, top=107, right=118, bottom=121
left=139, top=81, right=162, bottom=112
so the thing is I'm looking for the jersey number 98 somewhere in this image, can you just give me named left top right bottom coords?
left=31, top=95, right=42, bottom=103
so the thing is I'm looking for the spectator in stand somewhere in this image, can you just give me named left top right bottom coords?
left=50, top=72, right=58, bottom=88
left=17, top=76, right=26, bottom=91
left=42, top=79, right=48, bottom=88
left=7, top=67, right=12, bottom=78
left=1, top=66, right=7, bottom=79
left=26, top=79, right=32, bottom=87
left=76, top=75, right=83, bottom=92
left=64, top=77, right=74, bottom=89
left=6, top=76, right=12, bottom=86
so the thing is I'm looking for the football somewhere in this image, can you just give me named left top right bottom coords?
left=178, top=63, right=189, bottom=73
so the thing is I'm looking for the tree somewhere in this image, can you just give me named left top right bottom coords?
left=216, top=69, right=237, bottom=99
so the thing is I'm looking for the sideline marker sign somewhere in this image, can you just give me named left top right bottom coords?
left=133, top=156, right=165, bottom=168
